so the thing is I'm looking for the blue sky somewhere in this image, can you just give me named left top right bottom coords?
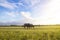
left=0, top=0, right=60, bottom=25
left=0, top=0, right=41, bottom=25
left=0, top=0, right=32, bottom=23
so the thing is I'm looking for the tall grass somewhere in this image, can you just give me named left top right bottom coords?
left=0, top=26, right=60, bottom=40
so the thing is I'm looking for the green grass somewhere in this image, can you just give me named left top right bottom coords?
left=0, top=25, right=60, bottom=40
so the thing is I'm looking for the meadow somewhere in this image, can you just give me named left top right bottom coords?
left=0, top=25, right=60, bottom=40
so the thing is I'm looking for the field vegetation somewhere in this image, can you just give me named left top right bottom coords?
left=0, top=25, right=60, bottom=40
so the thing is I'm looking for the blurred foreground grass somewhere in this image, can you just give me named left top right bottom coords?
left=0, top=25, right=60, bottom=40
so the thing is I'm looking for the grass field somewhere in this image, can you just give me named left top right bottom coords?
left=0, top=25, right=60, bottom=40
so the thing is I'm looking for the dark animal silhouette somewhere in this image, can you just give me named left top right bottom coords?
left=23, top=23, right=34, bottom=28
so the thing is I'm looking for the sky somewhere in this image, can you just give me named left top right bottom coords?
left=0, top=0, right=60, bottom=25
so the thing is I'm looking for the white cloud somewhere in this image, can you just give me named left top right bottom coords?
left=40, top=0, right=60, bottom=24
left=0, top=0, right=18, bottom=9
left=21, top=0, right=60, bottom=25
left=32, top=0, right=60, bottom=24
left=20, top=11, right=43, bottom=25
left=0, top=3, right=15, bottom=9
left=21, top=11, right=32, bottom=19
left=21, top=0, right=40, bottom=9
left=0, top=11, right=21, bottom=23
left=6, top=12, right=16, bottom=17
left=1, top=0, right=60, bottom=25
left=6, top=11, right=20, bottom=18
left=21, top=11, right=34, bottom=23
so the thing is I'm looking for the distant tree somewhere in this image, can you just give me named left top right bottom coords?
left=10, top=25, right=17, bottom=27
left=23, top=23, right=34, bottom=28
